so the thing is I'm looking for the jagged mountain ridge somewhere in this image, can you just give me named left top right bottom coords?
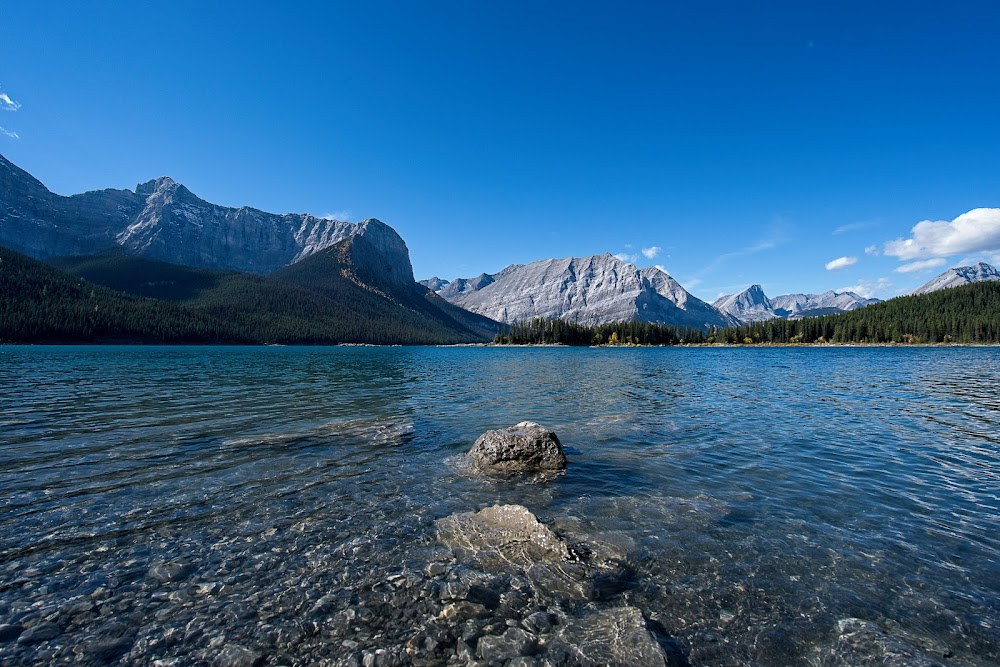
left=912, top=262, right=1000, bottom=295
left=0, top=153, right=384, bottom=274
left=712, top=285, right=775, bottom=322
left=713, top=285, right=879, bottom=322
left=424, top=255, right=738, bottom=329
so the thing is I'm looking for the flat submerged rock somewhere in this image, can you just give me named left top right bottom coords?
left=434, top=504, right=668, bottom=665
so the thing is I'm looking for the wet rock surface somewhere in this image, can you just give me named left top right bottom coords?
left=469, top=422, right=567, bottom=474
left=435, top=504, right=669, bottom=665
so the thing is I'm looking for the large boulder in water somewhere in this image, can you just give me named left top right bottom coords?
left=469, top=421, right=567, bottom=473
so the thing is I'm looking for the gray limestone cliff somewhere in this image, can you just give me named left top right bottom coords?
left=430, top=254, right=736, bottom=329
left=0, top=153, right=387, bottom=275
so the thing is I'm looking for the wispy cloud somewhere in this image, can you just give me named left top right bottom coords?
left=895, top=258, right=946, bottom=274
left=1, top=88, right=20, bottom=139
left=833, top=220, right=878, bottom=235
left=319, top=210, right=352, bottom=221
left=884, top=208, right=1000, bottom=260
left=653, top=264, right=669, bottom=274
left=0, top=92, right=20, bottom=112
left=864, top=244, right=880, bottom=256
left=825, top=256, right=858, bottom=271
left=838, top=277, right=891, bottom=299
left=613, top=252, right=638, bottom=264
left=697, top=237, right=782, bottom=278
left=641, top=246, right=661, bottom=259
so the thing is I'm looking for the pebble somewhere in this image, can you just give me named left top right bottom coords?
left=17, top=621, right=62, bottom=645
left=149, top=559, right=196, bottom=583
left=0, top=624, right=24, bottom=643
left=214, top=643, right=263, bottom=667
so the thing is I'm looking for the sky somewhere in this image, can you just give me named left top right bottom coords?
left=2, top=1, right=999, bottom=302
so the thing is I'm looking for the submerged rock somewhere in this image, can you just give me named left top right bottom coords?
left=435, top=504, right=633, bottom=602
left=149, top=558, right=195, bottom=583
left=469, top=421, right=567, bottom=474
left=819, top=618, right=946, bottom=667
left=16, top=621, right=61, bottom=645
left=557, top=606, right=667, bottom=666
left=214, top=643, right=263, bottom=667
left=435, top=504, right=572, bottom=570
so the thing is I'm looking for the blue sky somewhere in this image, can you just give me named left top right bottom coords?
left=2, top=1, right=999, bottom=301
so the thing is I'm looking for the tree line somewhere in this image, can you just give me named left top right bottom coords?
left=493, top=281, right=1000, bottom=345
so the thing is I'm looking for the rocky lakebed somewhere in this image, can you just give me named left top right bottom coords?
left=1, top=419, right=978, bottom=667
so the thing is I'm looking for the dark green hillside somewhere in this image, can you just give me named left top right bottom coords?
left=265, top=239, right=498, bottom=343
left=1, top=246, right=243, bottom=343
left=717, top=281, right=1000, bottom=344
left=47, top=252, right=235, bottom=301
left=11, top=241, right=498, bottom=345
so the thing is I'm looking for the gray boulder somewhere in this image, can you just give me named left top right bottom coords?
left=469, top=421, right=567, bottom=473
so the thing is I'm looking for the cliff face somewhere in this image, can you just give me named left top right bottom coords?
left=431, top=254, right=736, bottom=329
left=0, top=153, right=382, bottom=275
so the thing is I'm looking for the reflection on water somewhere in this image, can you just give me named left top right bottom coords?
left=1, top=345, right=998, bottom=665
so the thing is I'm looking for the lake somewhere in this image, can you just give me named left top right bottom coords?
left=1, top=346, right=998, bottom=666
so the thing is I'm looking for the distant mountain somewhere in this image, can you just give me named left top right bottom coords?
left=912, top=262, right=1000, bottom=295
left=712, top=285, right=776, bottom=323
left=713, top=285, right=879, bottom=322
left=2, top=152, right=368, bottom=274
left=419, top=277, right=451, bottom=292
left=725, top=281, right=1000, bottom=345
left=428, top=254, right=737, bottom=329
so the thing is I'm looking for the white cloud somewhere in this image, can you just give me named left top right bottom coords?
left=0, top=92, right=20, bottom=112
left=0, top=126, right=18, bottom=139
left=613, top=252, right=638, bottom=264
left=883, top=208, right=1000, bottom=260
left=825, top=256, right=858, bottom=271
left=653, top=264, right=669, bottom=274
left=838, top=277, right=891, bottom=299
left=641, top=246, right=661, bottom=259
left=895, top=258, right=946, bottom=274
left=319, top=210, right=351, bottom=221
left=864, top=244, right=880, bottom=256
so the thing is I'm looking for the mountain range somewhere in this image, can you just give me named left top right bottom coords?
left=3, top=152, right=998, bottom=341
left=0, top=153, right=366, bottom=274
left=422, top=255, right=738, bottom=329
left=712, top=285, right=881, bottom=323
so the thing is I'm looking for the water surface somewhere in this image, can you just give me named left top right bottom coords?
left=1, top=346, right=998, bottom=665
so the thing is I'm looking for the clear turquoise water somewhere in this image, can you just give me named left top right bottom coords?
left=1, top=346, right=998, bottom=665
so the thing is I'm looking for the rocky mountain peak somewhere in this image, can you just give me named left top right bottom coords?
left=913, top=261, right=1000, bottom=295
left=713, top=285, right=775, bottom=322
left=135, top=176, right=178, bottom=197
left=347, top=218, right=415, bottom=285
